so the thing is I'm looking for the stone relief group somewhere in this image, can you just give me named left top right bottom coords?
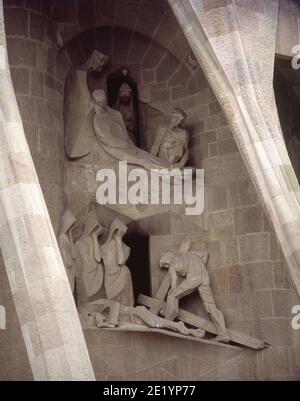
left=58, top=208, right=230, bottom=343
left=58, top=49, right=237, bottom=345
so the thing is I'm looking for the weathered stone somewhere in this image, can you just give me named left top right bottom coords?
left=7, top=38, right=36, bottom=67
left=30, top=69, right=44, bottom=97
left=271, top=289, right=299, bottom=318
left=157, top=53, right=180, bottom=83
left=228, top=179, right=257, bottom=208
left=218, top=138, right=238, bottom=155
left=4, top=7, right=28, bottom=37
left=209, top=210, right=234, bottom=237
left=29, top=11, right=45, bottom=41
left=234, top=206, right=262, bottom=235
left=238, top=233, right=270, bottom=263
left=206, top=185, right=228, bottom=212
left=244, top=262, right=274, bottom=290
left=10, top=67, right=30, bottom=95
left=228, top=265, right=244, bottom=293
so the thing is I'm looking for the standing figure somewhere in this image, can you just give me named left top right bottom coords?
left=58, top=210, right=77, bottom=292
left=159, top=249, right=230, bottom=343
left=151, top=108, right=189, bottom=168
left=116, top=83, right=135, bottom=143
left=74, top=209, right=104, bottom=306
left=102, top=220, right=134, bottom=306
left=64, top=49, right=109, bottom=159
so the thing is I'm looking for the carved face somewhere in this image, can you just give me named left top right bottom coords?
left=89, top=50, right=109, bottom=72
left=170, top=110, right=185, bottom=129
left=92, top=90, right=108, bottom=109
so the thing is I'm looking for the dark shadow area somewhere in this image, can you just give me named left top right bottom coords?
left=123, top=233, right=151, bottom=302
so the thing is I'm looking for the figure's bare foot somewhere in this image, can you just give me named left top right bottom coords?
left=176, top=321, right=190, bottom=336
left=214, top=333, right=231, bottom=343
left=189, top=328, right=205, bottom=338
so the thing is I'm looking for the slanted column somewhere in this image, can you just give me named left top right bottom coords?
left=0, top=1, right=95, bottom=381
left=168, top=0, right=300, bottom=296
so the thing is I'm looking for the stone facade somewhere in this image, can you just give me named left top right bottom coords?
left=0, top=0, right=299, bottom=381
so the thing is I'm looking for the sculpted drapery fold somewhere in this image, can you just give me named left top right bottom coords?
left=168, top=0, right=300, bottom=296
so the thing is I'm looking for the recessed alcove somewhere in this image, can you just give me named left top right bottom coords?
left=1, top=0, right=299, bottom=381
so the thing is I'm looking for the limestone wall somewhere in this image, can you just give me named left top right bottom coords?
left=0, top=0, right=300, bottom=381
left=4, top=1, right=66, bottom=233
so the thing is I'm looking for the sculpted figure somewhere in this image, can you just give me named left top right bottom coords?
left=64, top=49, right=171, bottom=169
left=64, top=50, right=109, bottom=159
left=102, top=219, right=134, bottom=306
left=116, top=83, right=135, bottom=143
left=160, top=248, right=230, bottom=343
left=58, top=210, right=76, bottom=292
left=151, top=108, right=189, bottom=168
left=91, top=89, right=170, bottom=169
left=80, top=299, right=205, bottom=338
left=74, top=209, right=104, bottom=305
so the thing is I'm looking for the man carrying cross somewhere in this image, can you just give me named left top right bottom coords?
left=159, top=247, right=230, bottom=343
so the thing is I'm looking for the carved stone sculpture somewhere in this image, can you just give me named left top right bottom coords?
left=58, top=210, right=77, bottom=292
left=64, top=49, right=171, bottom=170
left=116, top=83, right=135, bottom=142
left=91, top=89, right=171, bottom=169
left=101, top=219, right=134, bottom=306
left=74, top=208, right=104, bottom=305
left=159, top=245, right=230, bottom=343
left=151, top=108, right=189, bottom=167
left=64, top=50, right=109, bottom=159
left=80, top=299, right=205, bottom=338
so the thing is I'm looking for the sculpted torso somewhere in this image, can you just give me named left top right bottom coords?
left=158, top=126, right=188, bottom=164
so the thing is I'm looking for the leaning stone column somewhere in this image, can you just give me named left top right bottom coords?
left=168, top=0, right=300, bottom=296
left=0, top=1, right=95, bottom=381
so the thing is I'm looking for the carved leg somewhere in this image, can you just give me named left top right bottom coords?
left=198, top=285, right=230, bottom=343
left=134, top=306, right=190, bottom=336
left=165, top=281, right=196, bottom=321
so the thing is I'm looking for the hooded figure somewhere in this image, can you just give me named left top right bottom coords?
left=101, top=219, right=134, bottom=306
left=58, top=210, right=77, bottom=292
left=74, top=208, right=104, bottom=305
left=64, top=50, right=109, bottom=159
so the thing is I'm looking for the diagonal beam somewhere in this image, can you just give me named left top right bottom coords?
left=138, top=294, right=266, bottom=350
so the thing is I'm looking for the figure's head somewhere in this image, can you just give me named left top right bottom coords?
left=105, top=219, right=128, bottom=244
left=88, top=50, right=109, bottom=72
left=92, top=89, right=108, bottom=109
left=121, top=67, right=129, bottom=77
left=159, top=252, right=176, bottom=269
left=59, top=209, right=76, bottom=235
left=170, top=108, right=187, bottom=129
left=82, top=207, right=103, bottom=238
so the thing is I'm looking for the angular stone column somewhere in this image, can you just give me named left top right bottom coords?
left=0, top=1, right=95, bottom=381
left=168, top=0, right=300, bottom=296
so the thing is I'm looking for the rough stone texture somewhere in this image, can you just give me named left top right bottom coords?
left=0, top=0, right=95, bottom=381
left=169, top=0, right=300, bottom=296
left=1, top=0, right=300, bottom=382
left=167, top=0, right=300, bottom=381
left=4, top=3, right=66, bottom=233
